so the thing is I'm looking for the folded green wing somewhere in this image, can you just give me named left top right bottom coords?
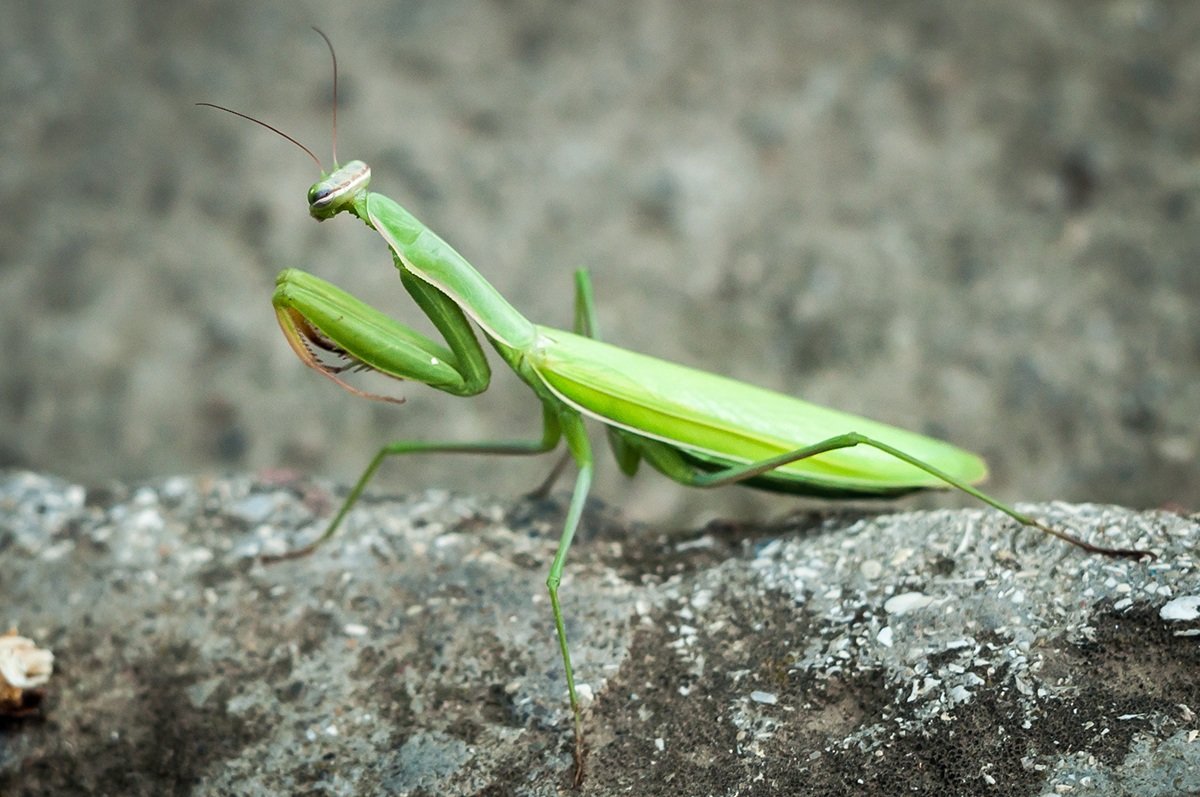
left=530, top=326, right=988, bottom=493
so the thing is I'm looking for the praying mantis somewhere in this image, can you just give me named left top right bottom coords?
left=202, top=30, right=1150, bottom=785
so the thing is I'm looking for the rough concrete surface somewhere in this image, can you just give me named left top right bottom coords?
left=1, top=2, right=1197, bottom=531
left=2, top=470, right=1197, bottom=796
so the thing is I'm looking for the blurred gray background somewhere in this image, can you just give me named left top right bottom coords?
left=1, top=1, right=1196, bottom=527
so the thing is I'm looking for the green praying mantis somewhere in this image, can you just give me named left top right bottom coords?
left=202, top=30, right=1150, bottom=785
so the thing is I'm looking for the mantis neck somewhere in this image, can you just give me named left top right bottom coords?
left=356, top=191, right=538, bottom=350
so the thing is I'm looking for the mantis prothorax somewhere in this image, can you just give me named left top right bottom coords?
left=201, top=29, right=1152, bottom=786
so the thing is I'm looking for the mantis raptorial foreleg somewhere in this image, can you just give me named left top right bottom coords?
left=274, top=268, right=483, bottom=400
left=395, top=264, right=490, bottom=394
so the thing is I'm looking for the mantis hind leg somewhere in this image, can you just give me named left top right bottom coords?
left=266, top=405, right=562, bottom=561
left=644, top=432, right=1150, bottom=559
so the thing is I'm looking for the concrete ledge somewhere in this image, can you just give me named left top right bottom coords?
left=1, top=471, right=1197, bottom=795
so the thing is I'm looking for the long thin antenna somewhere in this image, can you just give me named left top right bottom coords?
left=195, top=102, right=324, bottom=171
left=310, top=26, right=339, bottom=168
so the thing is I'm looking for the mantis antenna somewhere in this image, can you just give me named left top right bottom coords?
left=194, top=102, right=324, bottom=171
left=196, top=27, right=342, bottom=172
left=310, top=26, right=340, bottom=168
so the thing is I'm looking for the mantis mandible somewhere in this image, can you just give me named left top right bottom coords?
left=202, top=29, right=1150, bottom=785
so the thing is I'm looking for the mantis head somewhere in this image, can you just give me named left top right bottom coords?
left=307, top=160, right=371, bottom=221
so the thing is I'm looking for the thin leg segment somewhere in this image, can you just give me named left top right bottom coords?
left=525, top=452, right=572, bottom=500
left=572, top=270, right=641, bottom=477
left=266, top=406, right=562, bottom=561
left=572, top=269, right=601, bottom=339
left=544, top=409, right=593, bottom=785
left=523, top=270, right=606, bottom=501
left=643, top=432, right=1150, bottom=559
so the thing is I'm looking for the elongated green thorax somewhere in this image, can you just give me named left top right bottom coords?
left=306, top=162, right=537, bottom=351
left=364, top=191, right=538, bottom=351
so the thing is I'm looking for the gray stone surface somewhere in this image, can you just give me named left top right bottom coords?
left=1, top=2, right=1197, bottom=531
left=2, top=470, right=1197, bottom=795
